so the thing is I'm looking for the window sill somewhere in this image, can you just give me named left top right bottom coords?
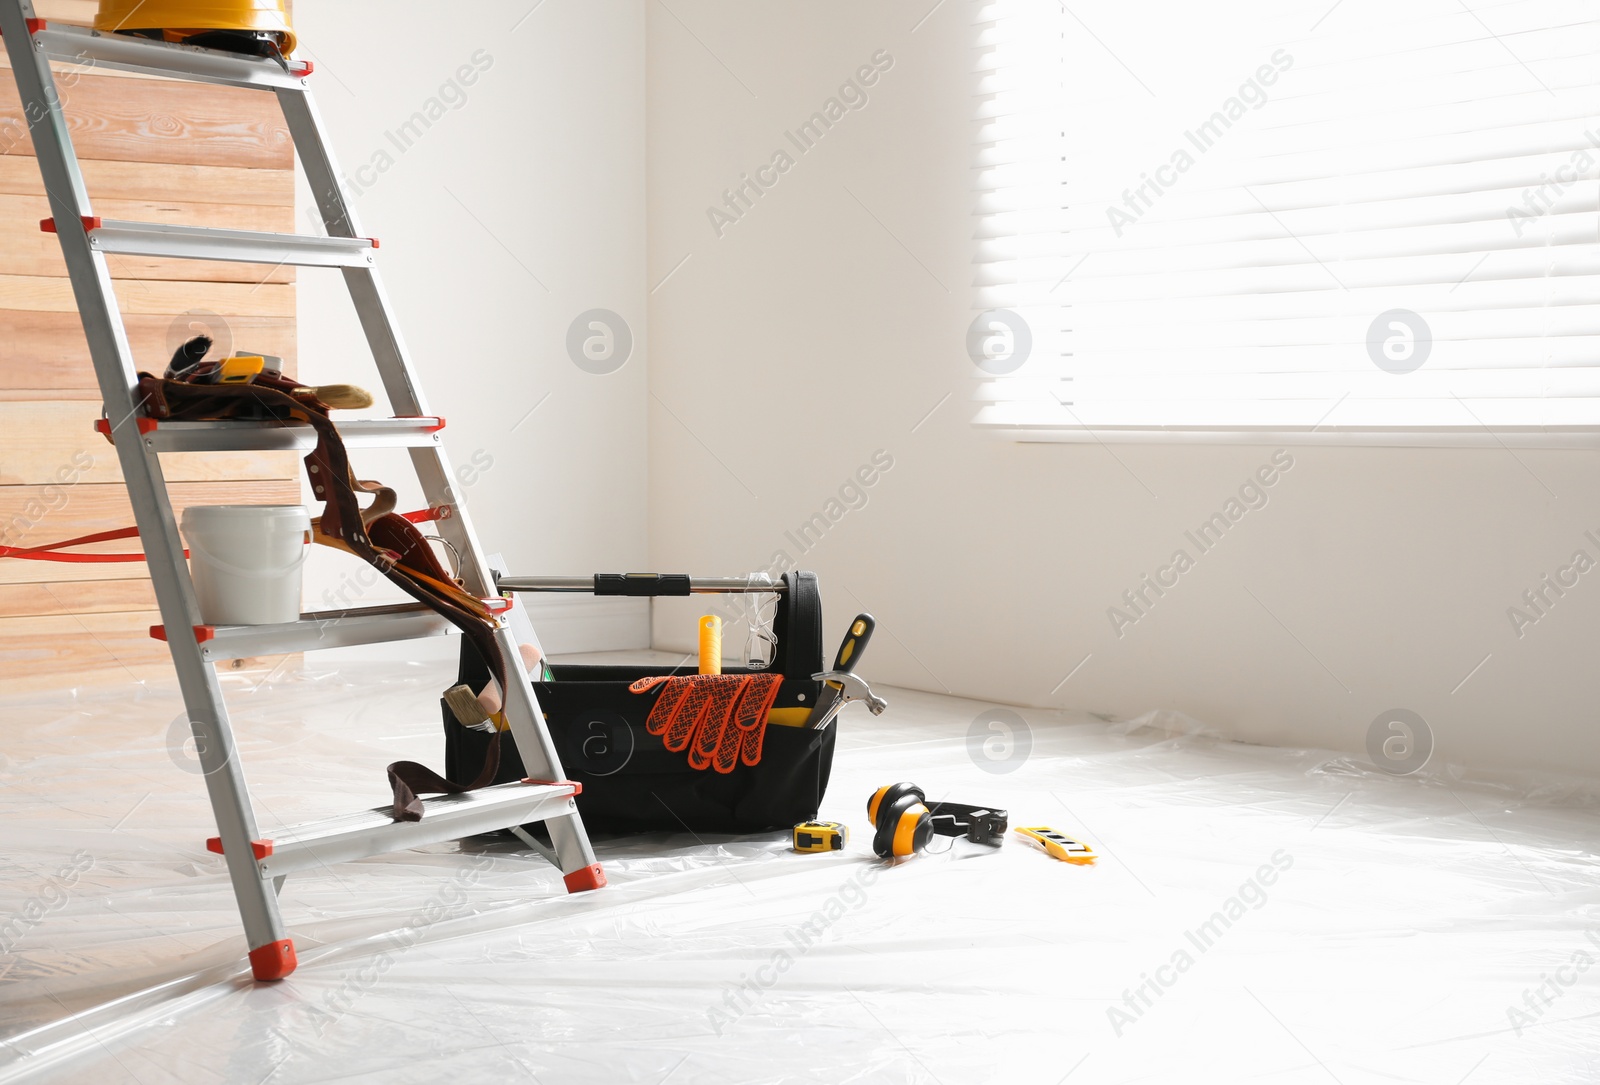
left=984, top=426, right=1600, bottom=450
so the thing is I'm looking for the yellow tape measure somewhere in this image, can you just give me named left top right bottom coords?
left=217, top=354, right=266, bottom=384
left=1015, top=826, right=1096, bottom=864
left=793, top=821, right=848, bottom=853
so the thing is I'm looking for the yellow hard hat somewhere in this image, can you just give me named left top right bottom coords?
left=94, top=1, right=296, bottom=56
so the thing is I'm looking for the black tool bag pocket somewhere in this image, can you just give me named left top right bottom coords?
left=444, top=571, right=835, bottom=834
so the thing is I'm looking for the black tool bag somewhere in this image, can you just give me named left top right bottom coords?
left=443, top=571, right=836, bottom=834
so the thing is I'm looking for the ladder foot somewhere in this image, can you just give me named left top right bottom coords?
left=563, top=864, right=606, bottom=893
left=249, top=938, right=298, bottom=981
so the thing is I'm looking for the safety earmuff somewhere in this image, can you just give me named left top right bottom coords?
left=868, top=782, right=934, bottom=859
left=868, top=782, right=1010, bottom=859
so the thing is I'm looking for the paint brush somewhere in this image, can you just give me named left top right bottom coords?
left=443, top=683, right=502, bottom=733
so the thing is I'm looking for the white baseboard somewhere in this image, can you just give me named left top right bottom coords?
left=523, top=596, right=651, bottom=655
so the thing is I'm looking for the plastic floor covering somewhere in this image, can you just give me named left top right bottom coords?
left=2, top=657, right=1598, bottom=1084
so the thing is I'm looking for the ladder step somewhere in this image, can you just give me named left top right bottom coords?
left=61, top=218, right=378, bottom=269
left=251, top=780, right=583, bottom=878
left=155, top=602, right=459, bottom=660
left=97, top=415, right=445, bottom=452
left=27, top=22, right=311, bottom=90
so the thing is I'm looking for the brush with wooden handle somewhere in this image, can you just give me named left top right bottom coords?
left=444, top=643, right=545, bottom=731
left=443, top=684, right=504, bottom=733
left=312, top=384, right=374, bottom=410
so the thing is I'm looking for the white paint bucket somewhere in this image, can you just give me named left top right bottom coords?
left=180, top=505, right=311, bottom=626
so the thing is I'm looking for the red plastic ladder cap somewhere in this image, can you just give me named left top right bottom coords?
left=151, top=625, right=215, bottom=644
left=563, top=864, right=606, bottom=893
left=206, top=836, right=273, bottom=860
left=249, top=939, right=297, bottom=981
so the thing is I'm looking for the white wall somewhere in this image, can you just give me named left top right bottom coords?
left=291, top=0, right=650, bottom=661
left=645, top=2, right=1600, bottom=776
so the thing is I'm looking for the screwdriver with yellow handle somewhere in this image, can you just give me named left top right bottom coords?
left=801, top=613, right=876, bottom=729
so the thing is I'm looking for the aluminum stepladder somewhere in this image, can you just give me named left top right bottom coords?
left=0, top=2, right=605, bottom=982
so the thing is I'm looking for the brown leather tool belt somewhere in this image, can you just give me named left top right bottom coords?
left=137, top=370, right=507, bottom=820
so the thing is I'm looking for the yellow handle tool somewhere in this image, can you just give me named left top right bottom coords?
left=803, top=614, right=876, bottom=729
left=698, top=614, right=722, bottom=675
left=1015, top=826, right=1097, bottom=864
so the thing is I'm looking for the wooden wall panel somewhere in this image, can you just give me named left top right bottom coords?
left=0, top=577, right=156, bottom=618
left=0, top=610, right=175, bottom=691
left=0, top=310, right=296, bottom=396
left=0, top=275, right=294, bottom=315
left=0, top=8, right=301, bottom=686
left=0, top=608, right=288, bottom=691
left=33, top=1, right=99, bottom=24
left=0, top=156, right=297, bottom=207
left=0, top=402, right=299, bottom=484
left=0, top=560, right=154, bottom=588
left=0, top=478, right=302, bottom=552
left=0, top=193, right=297, bottom=281
left=0, top=75, right=292, bottom=169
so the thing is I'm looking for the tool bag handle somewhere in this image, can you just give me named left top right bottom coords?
left=496, top=570, right=820, bottom=699
left=773, top=571, right=821, bottom=683
left=498, top=574, right=789, bottom=596
left=495, top=571, right=822, bottom=683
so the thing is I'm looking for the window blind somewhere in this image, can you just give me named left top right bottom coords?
left=973, top=0, right=1600, bottom=438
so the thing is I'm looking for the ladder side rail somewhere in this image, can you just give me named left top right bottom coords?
left=0, top=1, right=290, bottom=963
left=493, top=622, right=601, bottom=880
left=276, top=88, right=499, bottom=600
left=274, top=88, right=428, bottom=413
left=403, top=448, right=601, bottom=876
left=406, top=439, right=602, bottom=880
left=276, top=86, right=498, bottom=595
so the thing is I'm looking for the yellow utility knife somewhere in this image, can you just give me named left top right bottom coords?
left=1015, top=826, right=1096, bottom=864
